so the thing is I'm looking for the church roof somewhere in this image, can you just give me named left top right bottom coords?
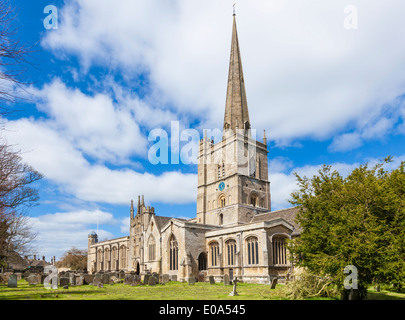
left=223, top=13, right=250, bottom=136
left=251, top=207, right=302, bottom=235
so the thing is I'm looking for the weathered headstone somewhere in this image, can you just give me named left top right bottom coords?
left=93, top=275, right=103, bottom=287
left=59, top=277, right=70, bottom=287
left=69, top=273, right=76, bottom=286
left=8, top=274, right=17, bottom=288
left=170, top=274, right=177, bottom=282
left=209, top=275, right=215, bottom=284
left=102, top=273, right=110, bottom=285
left=143, top=274, right=150, bottom=285
left=132, top=275, right=141, bottom=286
left=148, top=276, right=157, bottom=286
left=27, top=274, right=40, bottom=285
left=188, top=274, right=195, bottom=285
left=124, top=274, right=134, bottom=285
left=119, top=271, right=125, bottom=280
left=198, top=273, right=205, bottom=283
left=160, top=274, right=170, bottom=284
left=84, top=274, right=94, bottom=285
left=75, top=274, right=84, bottom=286
left=223, top=274, right=230, bottom=286
left=270, top=277, right=278, bottom=289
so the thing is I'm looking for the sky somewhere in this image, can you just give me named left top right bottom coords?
left=1, top=0, right=405, bottom=260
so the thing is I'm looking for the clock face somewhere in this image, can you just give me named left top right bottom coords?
left=218, top=182, right=225, bottom=191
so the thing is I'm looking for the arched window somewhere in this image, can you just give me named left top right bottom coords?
left=97, top=249, right=103, bottom=270
left=148, top=236, right=156, bottom=261
left=246, top=237, right=259, bottom=265
left=112, top=247, right=118, bottom=270
left=219, top=214, right=223, bottom=225
left=119, top=245, right=127, bottom=269
left=198, top=252, right=207, bottom=271
left=226, top=240, right=237, bottom=266
left=210, top=242, right=219, bottom=266
left=219, top=195, right=226, bottom=208
left=169, top=234, right=178, bottom=270
left=272, top=237, right=288, bottom=265
left=250, top=194, right=257, bottom=207
left=104, top=248, right=110, bottom=271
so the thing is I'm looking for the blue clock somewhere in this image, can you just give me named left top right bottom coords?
left=218, top=182, right=225, bottom=191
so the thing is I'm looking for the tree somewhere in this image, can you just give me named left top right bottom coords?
left=0, top=141, right=42, bottom=268
left=288, top=157, right=405, bottom=299
left=0, top=0, right=41, bottom=270
left=56, top=247, right=88, bottom=271
left=0, top=0, right=35, bottom=109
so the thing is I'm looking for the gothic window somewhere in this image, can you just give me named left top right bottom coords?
left=112, top=247, right=118, bottom=270
left=219, top=195, right=226, bottom=208
left=104, top=248, right=110, bottom=270
left=272, top=237, right=288, bottom=265
left=246, top=237, right=259, bottom=265
left=97, top=249, right=103, bottom=270
left=119, top=245, right=127, bottom=269
left=169, top=234, right=178, bottom=271
left=198, top=252, right=207, bottom=271
left=226, top=240, right=237, bottom=266
left=148, top=236, right=156, bottom=261
left=210, top=242, right=219, bottom=266
left=219, top=213, right=223, bottom=225
left=250, top=194, right=257, bottom=207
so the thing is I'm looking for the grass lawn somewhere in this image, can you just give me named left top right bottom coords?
left=0, top=280, right=403, bottom=300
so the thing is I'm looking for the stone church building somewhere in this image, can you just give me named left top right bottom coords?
left=87, top=14, right=301, bottom=284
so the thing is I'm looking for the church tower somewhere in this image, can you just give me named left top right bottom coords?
left=196, top=13, right=271, bottom=226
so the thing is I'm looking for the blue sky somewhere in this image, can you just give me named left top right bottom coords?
left=2, top=0, right=405, bottom=260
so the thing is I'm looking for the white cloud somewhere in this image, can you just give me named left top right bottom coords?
left=40, top=0, right=405, bottom=148
left=3, top=117, right=197, bottom=205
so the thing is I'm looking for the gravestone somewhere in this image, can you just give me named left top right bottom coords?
left=119, top=271, right=125, bottom=280
left=84, top=274, right=94, bottom=285
left=124, top=274, right=134, bottom=285
left=209, top=276, right=215, bottom=284
left=27, top=274, right=40, bottom=285
left=102, top=274, right=110, bottom=285
left=22, top=270, right=30, bottom=280
left=270, top=277, right=278, bottom=289
left=132, top=275, right=141, bottom=286
left=75, top=274, right=84, bottom=286
left=8, top=274, right=17, bottom=288
left=198, top=273, right=205, bottom=283
left=69, top=273, right=76, bottom=286
left=97, top=282, right=104, bottom=288
left=188, top=275, right=195, bottom=285
left=170, top=275, right=177, bottom=282
left=148, top=276, right=157, bottom=286
left=160, top=274, right=170, bottom=284
left=229, top=277, right=239, bottom=296
left=223, top=274, right=230, bottom=286
left=143, top=274, right=150, bottom=285
left=59, top=277, right=70, bottom=287
left=93, top=275, right=103, bottom=287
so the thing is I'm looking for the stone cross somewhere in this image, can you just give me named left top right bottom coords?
left=229, top=277, right=239, bottom=296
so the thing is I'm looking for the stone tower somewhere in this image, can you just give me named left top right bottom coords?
left=196, top=13, right=271, bottom=226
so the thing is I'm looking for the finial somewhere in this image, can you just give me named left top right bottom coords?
left=233, top=3, right=236, bottom=16
left=263, top=129, right=267, bottom=145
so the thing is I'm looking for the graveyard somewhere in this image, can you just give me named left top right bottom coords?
left=0, top=271, right=404, bottom=300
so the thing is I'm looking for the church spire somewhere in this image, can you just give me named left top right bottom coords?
left=223, top=12, right=250, bottom=138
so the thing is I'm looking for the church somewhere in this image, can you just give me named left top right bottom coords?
left=87, top=13, right=301, bottom=284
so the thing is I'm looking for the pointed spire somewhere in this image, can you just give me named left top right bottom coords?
left=130, top=199, right=134, bottom=219
left=223, top=13, right=250, bottom=138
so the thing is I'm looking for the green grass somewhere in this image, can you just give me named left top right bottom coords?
left=0, top=280, right=403, bottom=300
